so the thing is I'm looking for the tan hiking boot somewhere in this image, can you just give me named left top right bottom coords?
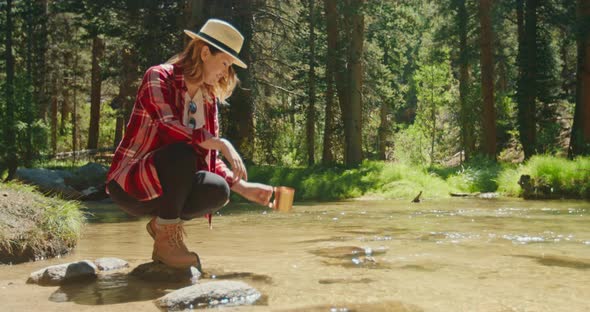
left=151, top=222, right=200, bottom=269
left=147, top=217, right=189, bottom=251
left=146, top=216, right=157, bottom=239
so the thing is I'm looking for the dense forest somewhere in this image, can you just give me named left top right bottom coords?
left=1, top=0, right=589, bottom=179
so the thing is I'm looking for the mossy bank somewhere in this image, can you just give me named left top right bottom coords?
left=0, top=182, right=85, bottom=264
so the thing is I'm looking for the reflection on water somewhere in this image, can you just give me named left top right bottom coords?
left=83, top=199, right=140, bottom=224
left=309, top=246, right=387, bottom=259
left=512, top=254, right=590, bottom=270
left=296, top=236, right=354, bottom=244
left=49, top=273, right=177, bottom=305
left=318, top=277, right=374, bottom=284
left=48, top=269, right=274, bottom=306
left=203, top=271, right=274, bottom=284
left=276, top=301, right=424, bottom=312
left=2, top=198, right=590, bottom=311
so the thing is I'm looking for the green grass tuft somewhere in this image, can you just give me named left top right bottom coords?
left=40, top=199, right=85, bottom=244
left=497, top=165, right=525, bottom=197
left=496, top=155, right=590, bottom=199
left=444, top=156, right=504, bottom=193
left=0, top=181, right=86, bottom=262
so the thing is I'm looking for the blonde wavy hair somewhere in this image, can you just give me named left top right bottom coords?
left=168, top=38, right=238, bottom=101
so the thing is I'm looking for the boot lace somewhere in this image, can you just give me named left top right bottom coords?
left=165, top=223, right=187, bottom=248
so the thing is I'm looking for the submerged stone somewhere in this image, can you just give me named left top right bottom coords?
left=478, top=192, right=499, bottom=199
left=202, top=271, right=273, bottom=284
left=49, top=272, right=171, bottom=305
left=94, top=257, right=129, bottom=271
left=130, top=261, right=201, bottom=283
left=275, top=300, right=423, bottom=312
left=318, top=277, right=374, bottom=284
left=154, top=281, right=261, bottom=311
left=27, top=260, right=97, bottom=286
left=514, top=254, right=590, bottom=270
left=310, top=246, right=387, bottom=259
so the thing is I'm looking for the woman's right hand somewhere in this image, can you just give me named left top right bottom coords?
left=231, top=180, right=273, bottom=206
left=219, top=138, right=247, bottom=183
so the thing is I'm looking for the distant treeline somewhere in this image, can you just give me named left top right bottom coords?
left=1, top=0, right=589, bottom=180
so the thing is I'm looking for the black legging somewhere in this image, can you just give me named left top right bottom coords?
left=107, top=142, right=230, bottom=220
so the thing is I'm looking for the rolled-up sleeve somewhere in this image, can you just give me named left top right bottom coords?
left=139, top=66, right=214, bottom=146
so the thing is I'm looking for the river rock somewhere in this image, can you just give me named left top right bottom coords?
left=94, top=257, right=129, bottom=271
left=15, top=163, right=109, bottom=201
left=478, top=192, right=499, bottom=199
left=15, top=168, right=81, bottom=199
left=130, top=261, right=202, bottom=283
left=65, top=163, right=109, bottom=200
left=65, top=163, right=108, bottom=190
left=154, top=281, right=261, bottom=311
left=27, top=260, right=97, bottom=286
left=310, top=246, right=387, bottom=259
left=450, top=192, right=472, bottom=197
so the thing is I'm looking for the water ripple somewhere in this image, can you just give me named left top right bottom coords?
left=502, top=234, right=545, bottom=244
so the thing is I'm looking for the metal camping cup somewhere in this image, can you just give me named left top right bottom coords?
left=271, top=186, right=295, bottom=212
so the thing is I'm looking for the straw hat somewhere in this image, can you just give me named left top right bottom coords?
left=184, top=19, right=247, bottom=69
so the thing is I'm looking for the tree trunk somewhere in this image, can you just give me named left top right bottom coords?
left=72, top=101, right=79, bottom=158
left=517, top=0, right=525, bottom=48
left=209, top=0, right=233, bottom=19
left=60, top=45, right=72, bottom=138
left=4, top=0, right=17, bottom=179
left=24, top=0, right=35, bottom=167
left=72, top=53, right=79, bottom=159
left=560, top=36, right=571, bottom=99
left=345, top=0, right=365, bottom=166
left=334, top=0, right=350, bottom=164
left=51, top=86, right=58, bottom=155
left=458, top=0, right=474, bottom=161
left=378, top=100, right=390, bottom=161
left=430, top=69, right=436, bottom=165
left=377, top=44, right=391, bottom=161
left=322, top=0, right=337, bottom=164
left=60, top=87, right=69, bottom=135
left=306, top=0, right=317, bottom=165
left=226, top=0, right=255, bottom=161
left=479, top=0, right=497, bottom=159
left=113, top=48, right=139, bottom=147
left=518, top=0, right=538, bottom=159
left=182, top=0, right=206, bottom=47
left=570, top=0, right=590, bottom=156
left=34, top=0, right=49, bottom=120
left=87, top=35, right=105, bottom=150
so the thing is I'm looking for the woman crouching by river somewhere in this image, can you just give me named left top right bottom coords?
left=106, top=19, right=273, bottom=269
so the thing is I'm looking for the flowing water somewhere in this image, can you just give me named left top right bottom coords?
left=1, top=198, right=589, bottom=311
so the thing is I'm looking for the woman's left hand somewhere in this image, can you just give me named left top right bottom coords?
left=232, top=181, right=273, bottom=206
left=219, top=138, right=248, bottom=183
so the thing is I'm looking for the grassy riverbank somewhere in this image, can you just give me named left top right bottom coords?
left=34, top=155, right=590, bottom=201
left=497, top=156, right=590, bottom=199
left=246, top=156, right=590, bottom=201
left=0, top=182, right=85, bottom=264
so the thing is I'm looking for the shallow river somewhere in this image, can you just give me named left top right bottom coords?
left=1, top=198, right=589, bottom=312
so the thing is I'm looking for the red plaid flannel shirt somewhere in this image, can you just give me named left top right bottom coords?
left=106, top=63, right=234, bottom=201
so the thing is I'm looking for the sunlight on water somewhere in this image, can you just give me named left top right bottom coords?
left=1, top=198, right=589, bottom=311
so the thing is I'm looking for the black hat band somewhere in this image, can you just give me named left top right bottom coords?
left=197, top=32, right=240, bottom=58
